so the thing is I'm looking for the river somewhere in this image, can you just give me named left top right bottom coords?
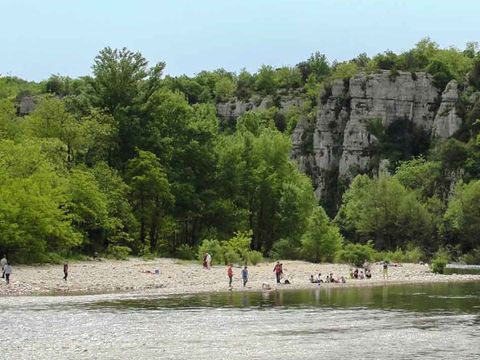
left=1, top=281, right=479, bottom=359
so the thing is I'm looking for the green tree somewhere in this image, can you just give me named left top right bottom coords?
left=336, top=175, right=434, bottom=251
left=301, top=207, right=343, bottom=262
left=0, top=99, right=18, bottom=139
left=0, top=140, right=81, bottom=262
left=214, top=77, right=235, bottom=102
left=236, top=69, right=255, bottom=101
left=444, top=180, right=480, bottom=252
left=67, top=167, right=110, bottom=252
left=90, top=47, right=165, bottom=113
left=255, top=65, right=277, bottom=95
left=126, top=150, right=174, bottom=252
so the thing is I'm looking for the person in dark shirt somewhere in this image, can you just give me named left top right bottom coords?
left=63, top=263, right=69, bottom=281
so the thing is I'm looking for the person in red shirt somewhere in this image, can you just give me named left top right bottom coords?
left=227, top=264, right=233, bottom=287
left=273, top=261, right=283, bottom=284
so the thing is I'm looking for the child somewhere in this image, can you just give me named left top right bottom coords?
left=227, top=264, right=233, bottom=287
left=241, top=266, right=249, bottom=287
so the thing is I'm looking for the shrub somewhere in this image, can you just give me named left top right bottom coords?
left=223, top=250, right=242, bottom=265
left=270, top=238, right=300, bottom=260
left=375, top=246, right=424, bottom=263
left=402, top=246, right=424, bottom=263
left=247, top=250, right=263, bottom=265
left=198, top=239, right=224, bottom=265
left=431, top=248, right=450, bottom=274
left=222, top=231, right=252, bottom=262
left=336, top=241, right=376, bottom=267
left=106, top=245, right=131, bottom=260
left=176, top=244, right=196, bottom=260
left=458, top=247, right=480, bottom=265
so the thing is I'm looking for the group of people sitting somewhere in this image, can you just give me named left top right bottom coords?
left=350, top=268, right=372, bottom=279
left=309, top=273, right=346, bottom=284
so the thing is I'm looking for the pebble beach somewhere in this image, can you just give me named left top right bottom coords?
left=1, top=258, right=479, bottom=296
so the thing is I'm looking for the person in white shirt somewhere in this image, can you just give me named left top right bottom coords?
left=0, top=255, right=7, bottom=278
left=206, top=253, right=212, bottom=269
left=3, top=263, right=12, bottom=285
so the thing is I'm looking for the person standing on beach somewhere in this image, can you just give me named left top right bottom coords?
left=3, top=262, right=12, bottom=285
left=227, top=264, right=233, bottom=287
left=383, top=261, right=388, bottom=279
left=273, top=261, right=283, bottom=284
left=206, top=253, right=212, bottom=269
left=63, top=262, right=69, bottom=281
left=203, top=253, right=208, bottom=269
left=241, top=266, right=249, bottom=287
left=1, top=255, right=7, bottom=278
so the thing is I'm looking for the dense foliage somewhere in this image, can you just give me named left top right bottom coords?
left=1, top=39, right=480, bottom=264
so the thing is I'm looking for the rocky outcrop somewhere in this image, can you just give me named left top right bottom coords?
left=216, top=93, right=305, bottom=128
left=217, top=72, right=464, bottom=210
left=432, top=80, right=463, bottom=138
left=18, top=96, right=37, bottom=115
left=292, top=71, right=445, bottom=204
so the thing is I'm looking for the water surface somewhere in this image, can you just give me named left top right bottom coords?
left=1, top=282, right=479, bottom=359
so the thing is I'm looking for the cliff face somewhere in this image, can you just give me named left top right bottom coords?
left=217, top=71, right=464, bottom=212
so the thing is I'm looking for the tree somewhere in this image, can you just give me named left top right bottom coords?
left=444, top=180, right=480, bottom=252
left=214, top=77, right=235, bottom=102
left=0, top=140, right=81, bottom=262
left=0, top=99, right=18, bottom=139
left=275, top=67, right=302, bottom=90
left=91, top=162, right=136, bottom=248
left=90, top=47, right=165, bottom=113
left=67, top=167, right=110, bottom=252
left=336, top=175, right=435, bottom=251
left=255, top=65, right=277, bottom=95
left=216, top=113, right=315, bottom=253
left=301, top=207, right=343, bottom=262
left=394, top=157, right=442, bottom=199
left=236, top=69, right=255, bottom=101
left=297, top=52, right=330, bottom=82
left=23, top=96, right=80, bottom=164
left=126, top=150, right=174, bottom=252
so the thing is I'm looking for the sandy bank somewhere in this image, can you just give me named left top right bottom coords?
left=1, top=258, right=479, bottom=296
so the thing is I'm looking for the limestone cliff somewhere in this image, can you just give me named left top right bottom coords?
left=293, top=71, right=442, bottom=203
left=217, top=71, right=464, bottom=212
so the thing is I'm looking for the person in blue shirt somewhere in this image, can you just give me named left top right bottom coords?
left=241, top=266, right=249, bottom=287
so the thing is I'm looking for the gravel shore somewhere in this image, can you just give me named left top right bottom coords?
left=1, top=258, right=479, bottom=296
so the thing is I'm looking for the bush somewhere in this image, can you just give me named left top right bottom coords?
left=402, top=246, right=424, bottom=263
left=336, top=241, right=376, bottom=267
left=197, top=239, right=224, bottom=265
left=431, top=248, right=450, bottom=274
left=223, top=250, right=242, bottom=265
left=222, top=231, right=252, bottom=262
left=269, top=238, right=300, bottom=260
left=176, top=244, right=196, bottom=260
left=374, top=246, right=424, bottom=263
left=247, top=250, right=263, bottom=265
left=458, top=247, right=480, bottom=265
left=106, top=245, right=131, bottom=260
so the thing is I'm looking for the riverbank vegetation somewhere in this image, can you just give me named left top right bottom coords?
left=1, top=39, right=480, bottom=267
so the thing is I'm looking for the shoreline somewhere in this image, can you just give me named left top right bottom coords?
left=1, top=258, right=479, bottom=297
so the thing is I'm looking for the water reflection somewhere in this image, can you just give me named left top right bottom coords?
left=1, top=282, right=479, bottom=360
left=86, top=281, right=480, bottom=314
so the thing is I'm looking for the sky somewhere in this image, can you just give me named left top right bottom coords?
left=1, top=0, right=479, bottom=81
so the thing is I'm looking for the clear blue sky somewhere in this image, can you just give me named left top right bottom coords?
left=1, top=0, right=479, bottom=81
